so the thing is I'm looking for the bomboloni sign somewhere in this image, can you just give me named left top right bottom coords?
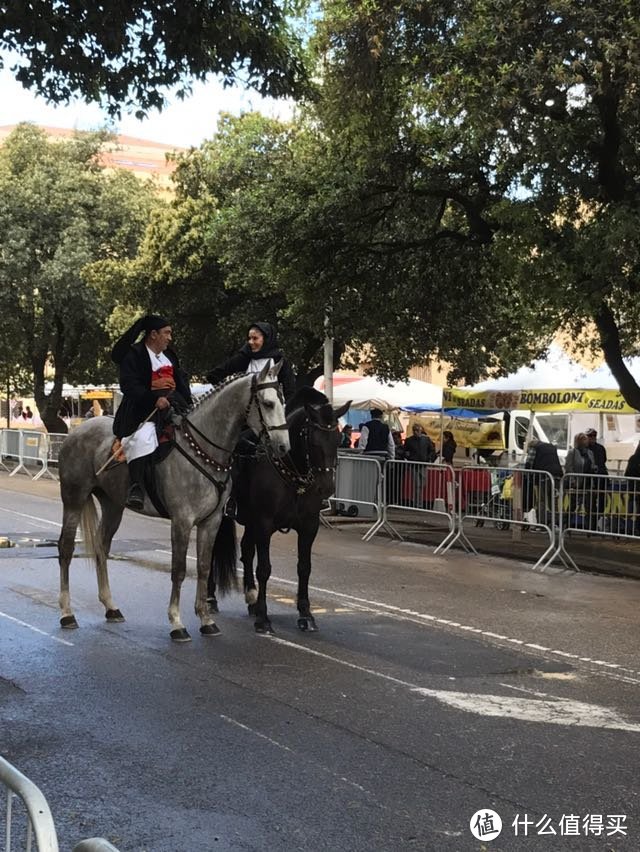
left=444, top=387, right=637, bottom=414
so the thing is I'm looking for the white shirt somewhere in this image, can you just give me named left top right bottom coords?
left=246, top=356, right=274, bottom=374
left=146, top=346, right=172, bottom=370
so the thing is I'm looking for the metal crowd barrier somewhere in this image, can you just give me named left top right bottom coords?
left=546, top=472, right=640, bottom=571
left=377, top=460, right=458, bottom=551
left=326, top=453, right=384, bottom=541
left=444, top=465, right=563, bottom=570
left=0, top=429, right=66, bottom=481
left=1, top=755, right=121, bottom=852
left=1, top=754, right=58, bottom=851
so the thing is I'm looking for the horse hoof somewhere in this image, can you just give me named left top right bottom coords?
left=200, top=623, right=221, bottom=637
left=255, top=623, right=274, bottom=635
left=105, top=608, right=125, bottom=623
left=170, top=628, right=192, bottom=643
left=60, top=615, right=79, bottom=629
left=207, top=597, right=219, bottom=614
left=298, top=616, right=318, bottom=632
left=247, top=603, right=257, bottom=617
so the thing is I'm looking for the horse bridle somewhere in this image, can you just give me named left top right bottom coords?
left=173, top=374, right=288, bottom=490
left=268, top=415, right=338, bottom=495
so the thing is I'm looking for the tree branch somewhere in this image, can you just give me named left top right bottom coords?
left=593, top=302, right=640, bottom=409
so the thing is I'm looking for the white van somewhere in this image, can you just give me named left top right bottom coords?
left=480, top=410, right=639, bottom=472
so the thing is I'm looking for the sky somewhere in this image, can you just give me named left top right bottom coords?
left=0, top=61, right=294, bottom=149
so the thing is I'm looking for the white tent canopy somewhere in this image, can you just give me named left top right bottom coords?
left=470, top=343, right=640, bottom=392
left=314, top=373, right=442, bottom=411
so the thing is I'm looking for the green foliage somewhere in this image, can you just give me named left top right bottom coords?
left=1, top=1, right=309, bottom=116
left=0, top=124, right=157, bottom=429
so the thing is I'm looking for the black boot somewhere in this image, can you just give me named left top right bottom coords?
left=126, top=458, right=146, bottom=511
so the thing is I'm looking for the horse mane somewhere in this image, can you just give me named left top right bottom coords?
left=188, top=372, right=246, bottom=412
left=285, top=386, right=328, bottom=418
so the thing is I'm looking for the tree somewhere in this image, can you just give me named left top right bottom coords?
left=92, top=113, right=347, bottom=385
left=0, top=124, right=157, bottom=431
left=308, top=0, right=640, bottom=402
left=1, top=1, right=308, bottom=116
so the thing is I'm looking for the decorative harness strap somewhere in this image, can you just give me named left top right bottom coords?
left=267, top=417, right=337, bottom=495
left=172, top=373, right=286, bottom=495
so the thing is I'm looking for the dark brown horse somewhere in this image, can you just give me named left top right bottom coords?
left=209, top=389, right=350, bottom=633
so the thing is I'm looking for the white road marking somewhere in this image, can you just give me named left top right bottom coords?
left=0, top=505, right=62, bottom=527
left=268, top=636, right=640, bottom=733
left=220, top=714, right=367, bottom=791
left=154, top=548, right=640, bottom=683
left=0, top=609, right=74, bottom=646
left=267, top=576, right=640, bottom=682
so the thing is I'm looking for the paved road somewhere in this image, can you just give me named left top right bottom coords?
left=1, top=473, right=639, bottom=851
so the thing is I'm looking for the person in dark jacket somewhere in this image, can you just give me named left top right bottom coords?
left=586, top=428, right=608, bottom=475
left=404, top=424, right=436, bottom=463
left=112, top=315, right=192, bottom=510
left=206, top=321, right=296, bottom=401
left=358, top=409, right=395, bottom=458
left=625, top=442, right=640, bottom=532
left=441, top=430, right=457, bottom=465
left=523, top=438, right=563, bottom=524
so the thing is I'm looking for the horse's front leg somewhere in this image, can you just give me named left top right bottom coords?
left=168, top=518, right=192, bottom=642
left=253, top=526, right=274, bottom=634
left=196, top=514, right=222, bottom=637
left=240, top=528, right=257, bottom=615
left=296, top=518, right=320, bottom=632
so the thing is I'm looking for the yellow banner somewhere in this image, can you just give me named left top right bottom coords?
left=443, top=387, right=637, bottom=414
left=409, top=416, right=505, bottom=450
left=81, top=390, right=113, bottom=400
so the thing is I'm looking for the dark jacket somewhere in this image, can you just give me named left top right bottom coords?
left=404, top=434, right=436, bottom=463
left=625, top=451, right=640, bottom=479
left=113, top=342, right=192, bottom=439
left=442, top=438, right=457, bottom=465
left=207, top=350, right=296, bottom=400
left=206, top=322, right=296, bottom=400
left=590, top=441, right=609, bottom=475
left=525, top=442, right=563, bottom=479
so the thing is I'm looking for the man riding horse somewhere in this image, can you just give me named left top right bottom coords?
left=111, top=315, right=192, bottom=510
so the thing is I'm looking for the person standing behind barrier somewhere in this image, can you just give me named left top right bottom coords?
left=359, top=409, right=395, bottom=459
left=624, top=442, right=640, bottom=534
left=585, top=428, right=608, bottom=475
left=441, top=430, right=457, bottom=465
left=403, top=423, right=435, bottom=507
left=340, top=424, right=353, bottom=448
left=404, top=423, right=436, bottom=463
left=586, top=427, right=609, bottom=527
left=565, top=433, right=596, bottom=529
left=524, top=438, right=562, bottom=525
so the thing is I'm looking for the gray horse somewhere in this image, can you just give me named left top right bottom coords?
left=57, top=363, right=289, bottom=641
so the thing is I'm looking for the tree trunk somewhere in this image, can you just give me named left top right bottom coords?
left=32, top=353, right=69, bottom=434
left=594, top=302, right=640, bottom=410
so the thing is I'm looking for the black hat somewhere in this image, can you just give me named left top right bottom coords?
left=111, top=314, right=171, bottom=364
left=141, top=314, right=170, bottom=332
left=585, top=428, right=597, bottom=436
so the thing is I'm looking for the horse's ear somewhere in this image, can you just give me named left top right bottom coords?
left=270, top=360, right=283, bottom=377
left=333, top=401, right=351, bottom=420
left=257, top=361, right=271, bottom=382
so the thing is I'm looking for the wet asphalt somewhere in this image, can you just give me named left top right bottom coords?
left=1, top=474, right=640, bottom=852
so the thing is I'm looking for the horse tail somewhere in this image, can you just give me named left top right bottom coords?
left=211, top=515, right=238, bottom=596
left=80, top=495, right=106, bottom=565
